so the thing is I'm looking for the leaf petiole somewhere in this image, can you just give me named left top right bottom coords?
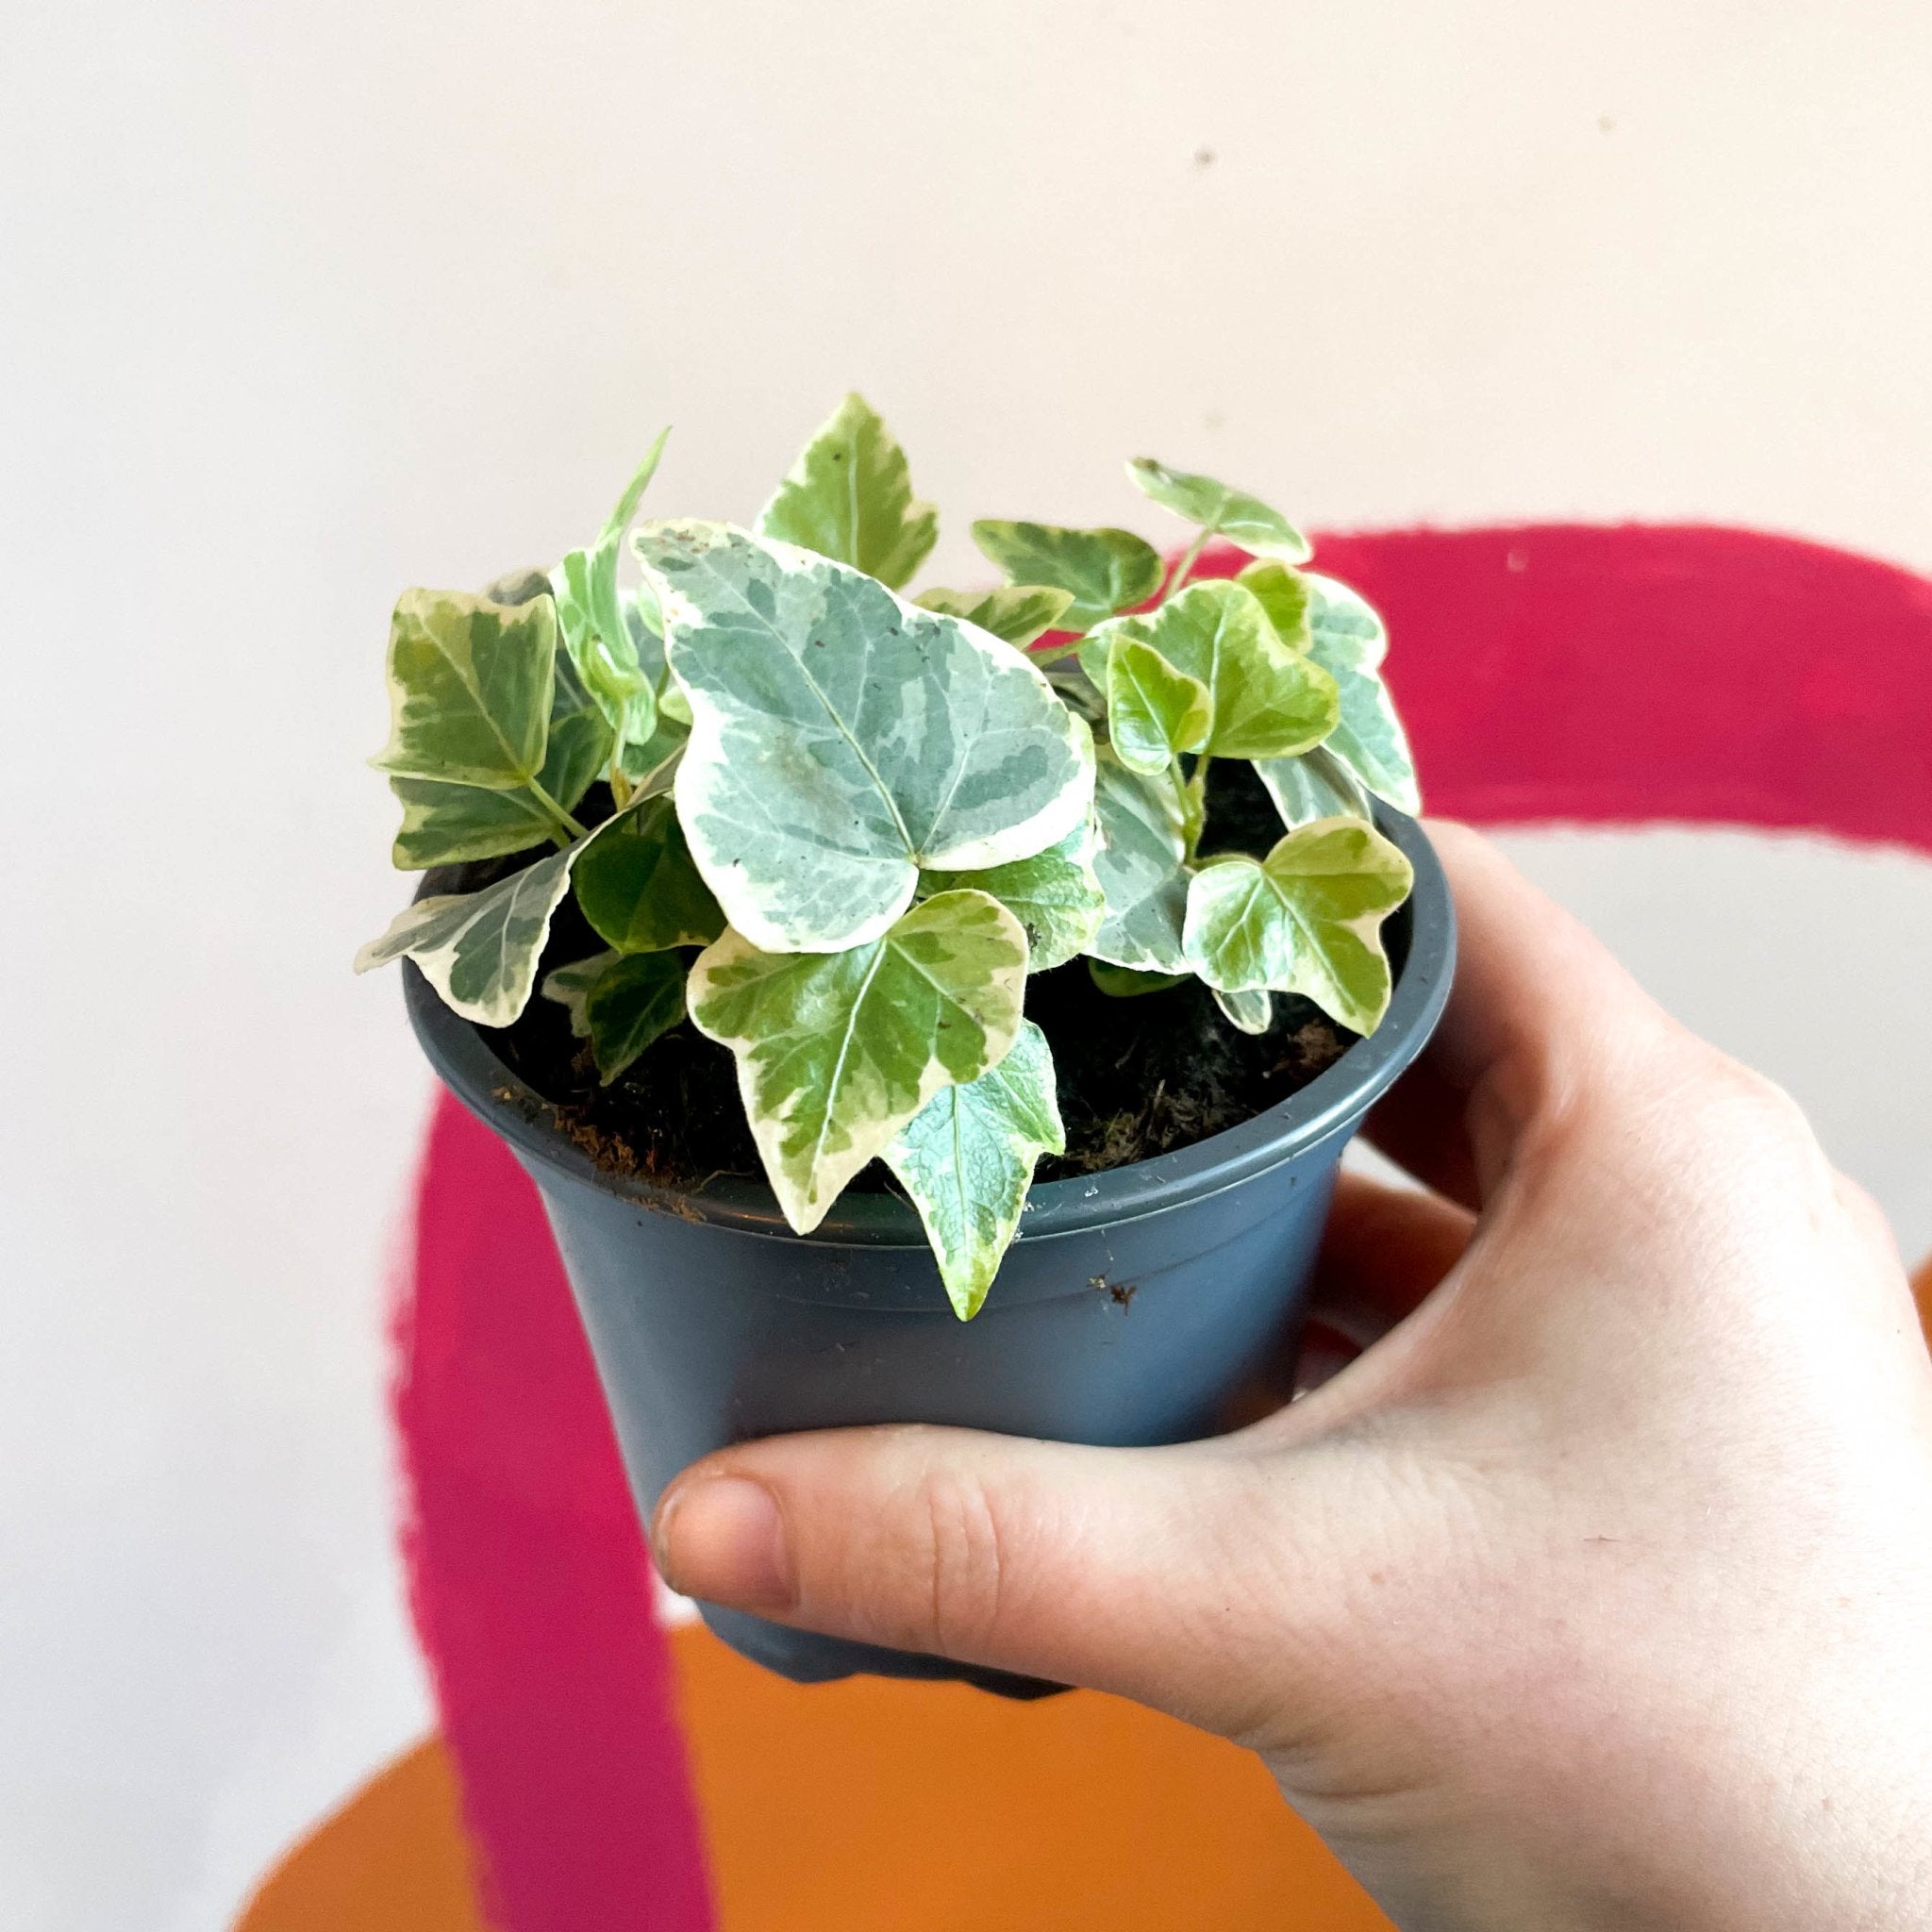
left=524, top=774, right=591, bottom=845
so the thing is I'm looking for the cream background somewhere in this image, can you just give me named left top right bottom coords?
left=3, top=3, right=1929, bottom=1926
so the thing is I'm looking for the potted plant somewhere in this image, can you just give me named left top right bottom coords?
left=359, top=396, right=1454, bottom=1695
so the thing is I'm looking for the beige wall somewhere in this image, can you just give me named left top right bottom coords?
left=4, top=4, right=1929, bottom=1926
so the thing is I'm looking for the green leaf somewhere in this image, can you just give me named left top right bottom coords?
left=880, top=1019, right=1064, bottom=1320
left=914, top=584, right=1075, bottom=649
left=688, top=890, right=1028, bottom=1233
left=1125, top=457, right=1311, bottom=562
left=1235, top=558, right=1314, bottom=654
left=372, top=589, right=556, bottom=790
left=585, top=951, right=688, bottom=1082
left=549, top=429, right=672, bottom=751
left=541, top=948, right=622, bottom=1034
left=389, top=633, right=614, bottom=870
left=1088, top=750, right=1190, bottom=974
left=919, top=824, right=1104, bottom=974
left=623, top=591, right=691, bottom=725
left=1212, top=985, right=1274, bottom=1034
left=541, top=947, right=687, bottom=1083
left=1087, top=579, right=1339, bottom=762
left=1254, top=744, right=1374, bottom=829
left=354, top=847, right=577, bottom=1026
left=639, top=520, right=1094, bottom=954
left=970, top=521, right=1164, bottom=630
left=755, top=392, right=937, bottom=590
left=572, top=791, right=724, bottom=953
left=1104, top=635, right=1213, bottom=775
left=1089, top=960, right=1186, bottom=996
left=1303, top=574, right=1421, bottom=813
left=1180, top=820, right=1414, bottom=1034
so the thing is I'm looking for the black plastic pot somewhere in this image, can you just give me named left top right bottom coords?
left=406, top=808, right=1454, bottom=1697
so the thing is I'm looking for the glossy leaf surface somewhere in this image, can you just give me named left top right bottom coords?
left=688, top=889, right=1028, bottom=1233
left=881, top=1020, right=1063, bottom=1320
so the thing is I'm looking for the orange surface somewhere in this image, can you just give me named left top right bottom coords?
left=236, top=1622, right=1391, bottom=1931
left=1915, top=1252, right=1932, bottom=1339
left=233, top=1730, right=490, bottom=1932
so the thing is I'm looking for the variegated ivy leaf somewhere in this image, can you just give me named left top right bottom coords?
left=970, top=521, right=1164, bottom=631
left=622, top=588, right=690, bottom=724
left=755, top=391, right=937, bottom=590
left=1084, top=579, right=1339, bottom=764
left=1212, top=986, right=1274, bottom=1035
left=541, top=948, right=687, bottom=1084
left=572, top=791, right=724, bottom=954
left=372, top=589, right=556, bottom=791
left=541, top=948, right=621, bottom=1034
left=688, top=890, right=1028, bottom=1234
left=914, top=583, right=1075, bottom=649
left=1304, top=573, right=1421, bottom=813
left=551, top=429, right=672, bottom=750
left=1090, top=960, right=1186, bottom=996
left=1235, top=558, right=1314, bottom=655
left=919, top=824, right=1105, bottom=974
left=390, top=647, right=613, bottom=869
left=881, top=1019, right=1064, bottom=1321
left=1104, top=635, right=1212, bottom=776
left=1088, top=751, right=1190, bottom=974
left=1254, top=743, right=1374, bottom=829
left=1180, top=820, right=1414, bottom=1035
left=354, top=846, right=578, bottom=1027
left=1126, top=457, right=1311, bottom=563
left=640, top=521, right=1094, bottom=954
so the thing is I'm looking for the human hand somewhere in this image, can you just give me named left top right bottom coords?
left=652, top=824, right=1932, bottom=1932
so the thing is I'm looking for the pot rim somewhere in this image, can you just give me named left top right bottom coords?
left=404, top=808, right=1456, bottom=1248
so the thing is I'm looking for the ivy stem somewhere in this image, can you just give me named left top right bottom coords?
left=1160, top=526, right=1214, bottom=607
left=608, top=758, right=634, bottom=810
left=525, top=774, right=590, bottom=845
left=1175, top=752, right=1213, bottom=864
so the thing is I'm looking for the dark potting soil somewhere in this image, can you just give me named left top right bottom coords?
left=449, top=760, right=1375, bottom=1195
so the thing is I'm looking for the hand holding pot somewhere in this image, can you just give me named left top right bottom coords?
left=654, top=824, right=1932, bottom=1932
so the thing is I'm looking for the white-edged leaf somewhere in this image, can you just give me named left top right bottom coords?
left=572, top=791, right=724, bottom=953
left=541, top=947, right=686, bottom=1082
left=584, top=950, right=688, bottom=1082
left=1254, top=744, right=1374, bottom=829
left=1304, top=573, right=1420, bottom=812
left=1235, top=558, right=1314, bottom=654
left=1212, top=986, right=1274, bottom=1034
left=1088, top=751, right=1190, bottom=974
left=970, top=521, right=1164, bottom=630
left=551, top=430, right=671, bottom=750
left=914, top=583, right=1075, bottom=649
left=1083, top=579, right=1338, bottom=763
left=355, top=847, right=577, bottom=1026
left=372, top=589, right=555, bottom=789
left=688, top=890, right=1028, bottom=1233
left=756, top=392, right=937, bottom=590
left=1180, top=819, right=1413, bottom=1034
left=881, top=1020, right=1064, bottom=1321
left=640, top=520, right=1094, bottom=954
left=1126, top=457, right=1311, bottom=562
left=919, top=823, right=1104, bottom=973
left=541, top=948, right=622, bottom=1035
left=1105, top=635, right=1212, bottom=775
left=387, top=644, right=613, bottom=870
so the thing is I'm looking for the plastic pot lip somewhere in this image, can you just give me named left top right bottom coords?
left=404, top=807, right=1456, bottom=1249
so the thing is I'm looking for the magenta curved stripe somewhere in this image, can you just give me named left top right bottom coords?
left=391, top=523, right=1932, bottom=1930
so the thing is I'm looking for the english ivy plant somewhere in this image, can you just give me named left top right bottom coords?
left=359, top=395, right=1420, bottom=1318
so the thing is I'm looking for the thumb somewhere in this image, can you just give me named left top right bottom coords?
left=651, top=1424, right=1318, bottom=1733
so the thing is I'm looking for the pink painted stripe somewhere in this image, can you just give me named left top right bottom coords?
left=392, top=523, right=1932, bottom=1930
left=393, top=1097, right=713, bottom=1931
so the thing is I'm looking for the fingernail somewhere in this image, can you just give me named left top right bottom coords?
left=653, top=1474, right=792, bottom=1611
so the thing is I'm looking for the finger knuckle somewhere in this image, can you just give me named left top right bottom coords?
left=904, top=1468, right=1009, bottom=1657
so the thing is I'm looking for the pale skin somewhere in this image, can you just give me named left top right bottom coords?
left=653, top=824, right=1932, bottom=1932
